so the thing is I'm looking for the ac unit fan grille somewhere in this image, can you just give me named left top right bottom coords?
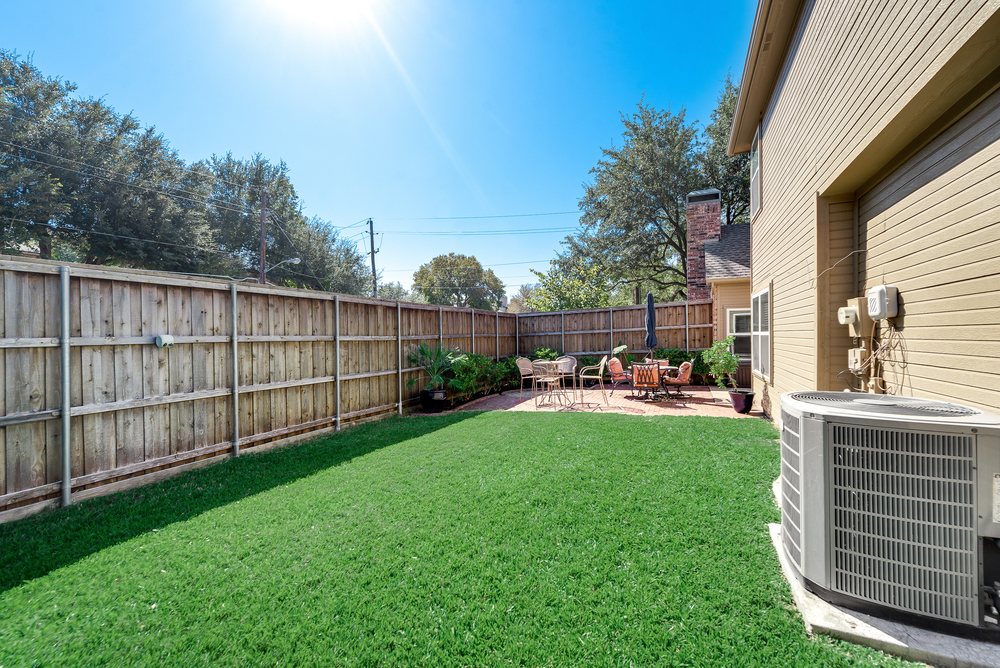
left=830, top=423, right=978, bottom=625
left=780, top=409, right=802, bottom=570
left=789, top=392, right=978, bottom=417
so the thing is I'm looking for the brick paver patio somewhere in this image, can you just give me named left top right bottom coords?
left=461, top=384, right=767, bottom=418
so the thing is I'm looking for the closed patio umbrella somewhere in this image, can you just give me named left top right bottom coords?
left=644, top=292, right=657, bottom=358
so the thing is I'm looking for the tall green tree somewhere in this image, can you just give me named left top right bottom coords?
left=412, top=253, right=505, bottom=309
left=203, top=154, right=369, bottom=293
left=703, top=74, right=749, bottom=225
left=0, top=50, right=215, bottom=270
left=525, top=258, right=612, bottom=312
left=377, top=281, right=426, bottom=304
left=0, top=50, right=77, bottom=255
left=569, top=100, right=705, bottom=297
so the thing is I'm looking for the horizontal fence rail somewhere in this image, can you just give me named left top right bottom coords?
left=0, top=257, right=518, bottom=522
left=0, top=256, right=715, bottom=522
left=514, top=300, right=713, bottom=357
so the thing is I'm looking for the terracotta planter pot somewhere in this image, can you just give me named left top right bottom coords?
left=729, top=389, right=755, bottom=414
left=419, top=389, right=448, bottom=413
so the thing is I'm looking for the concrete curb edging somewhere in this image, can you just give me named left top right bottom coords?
left=769, top=522, right=1000, bottom=667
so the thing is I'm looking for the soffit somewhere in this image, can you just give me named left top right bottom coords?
left=728, top=0, right=805, bottom=156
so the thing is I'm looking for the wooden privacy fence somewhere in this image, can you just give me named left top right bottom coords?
left=515, top=300, right=714, bottom=357
left=0, top=256, right=715, bottom=522
left=0, top=258, right=518, bottom=522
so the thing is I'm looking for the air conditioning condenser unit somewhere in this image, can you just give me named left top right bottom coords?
left=779, top=391, right=1000, bottom=632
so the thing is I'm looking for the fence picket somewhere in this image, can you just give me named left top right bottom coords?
left=0, top=259, right=717, bottom=521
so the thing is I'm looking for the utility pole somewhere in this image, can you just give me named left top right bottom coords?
left=368, top=217, right=378, bottom=298
left=259, top=189, right=268, bottom=284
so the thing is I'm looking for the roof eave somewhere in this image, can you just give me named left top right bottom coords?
left=727, top=0, right=806, bottom=156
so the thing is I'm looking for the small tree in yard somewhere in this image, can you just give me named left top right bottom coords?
left=701, top=336, right=740, bottom=388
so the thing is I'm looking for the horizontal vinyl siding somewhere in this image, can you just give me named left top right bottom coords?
left=751, top=0, right=996, bottom=409
left=716, top=282, right=751, bottom=340
left=859, top=85, right=1000, bottom=413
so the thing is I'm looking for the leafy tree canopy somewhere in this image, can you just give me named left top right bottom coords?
left=525, top=258, right=613, bottom=312
left=702, top=74, right=749, bottom=225
left=412, top=253, right=505, bottom=309
left=559, top=79, right=749, bottom=298
left=0, top=50, right=371, bottom=294
left=377, top=281, right=426, bottom=304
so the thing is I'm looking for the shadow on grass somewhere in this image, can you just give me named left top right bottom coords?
left=0, top=412, right=479, bottom=594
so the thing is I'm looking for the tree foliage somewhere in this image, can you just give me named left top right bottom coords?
left=377, top=281, right=426, bottom=304
left=412, top=253, right=505, bottom=309
left=557, top=80, right=749, bottom=299
left=702, top=74, right=749, bottom=225
left=0, top=50, right=370, bottom=294
left=506, top=283, right=538, bottom=314
left=569, top=100, right=704, bottom=297
left=525, top=258, right=613, bottom=312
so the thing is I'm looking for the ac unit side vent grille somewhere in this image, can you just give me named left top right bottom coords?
left=788, top=392, right=979, bottom=417
left=780, top=411, right=802, bottom=571
left=830, top=423, right=978, bottom=625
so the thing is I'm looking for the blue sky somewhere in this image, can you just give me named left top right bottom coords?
left=2, top=0, right=756, bottom=296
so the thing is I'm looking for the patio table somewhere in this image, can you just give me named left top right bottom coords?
left=532, top=360, right=573, bottom=408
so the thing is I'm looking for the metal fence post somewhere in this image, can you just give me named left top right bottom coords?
left=397, top=302, right=403, bottom=416
left=609, top=308, right=614, bottom=355
left=560, top=312, right=565, bottom=354
left=60, top=266, right=72, bottom=507
left=685, top=301, right=690, bottom=352
left=335, top=295, right=341, bottom=432
left=231, top=284, right=240, bottom=456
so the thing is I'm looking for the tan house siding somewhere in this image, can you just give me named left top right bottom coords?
left=749, top=0, right=998, bottom=411
left=714, top=280, right=751, bottom=340
left=858, top=84, right=1000, bottom=413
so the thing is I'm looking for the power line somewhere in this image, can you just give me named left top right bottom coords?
left=0, top=139, right=250, bottom=212
left=378, top=211, right=578, bottom=220
left=380, top=227, right=577, bottom=236
left=381, top=259, right=549, bottom=273
left=267, top=212, right=325, bottom=290
left=0, top=215, right=233, bottom=257
left=3, top=153, right=249, bottom=215
left=0, top=107, right=249, bottom=190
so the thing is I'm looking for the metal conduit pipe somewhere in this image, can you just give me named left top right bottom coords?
left=60, top=266, right=72, bottom=507
left=231, top=284, right=240, bottom=457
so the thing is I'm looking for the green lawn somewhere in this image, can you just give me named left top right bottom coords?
left=0, top=412, right=918, bottom=667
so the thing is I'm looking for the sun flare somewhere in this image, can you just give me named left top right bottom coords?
left=257, top=0, right=379, bottom=37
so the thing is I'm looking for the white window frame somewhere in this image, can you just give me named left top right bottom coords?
left=727, top=308, right=751, bottom=360
left=751, top=288, right=770, bottom=380
left=750, top=125, right=761, bottom=220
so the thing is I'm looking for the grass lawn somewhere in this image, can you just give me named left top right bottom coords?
left=0, top=412, right=919, bottom=667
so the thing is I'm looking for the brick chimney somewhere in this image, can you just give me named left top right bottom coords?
left=685, top=189, right=722, bottom=300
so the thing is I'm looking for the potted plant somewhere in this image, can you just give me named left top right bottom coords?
left=406, top=342, right=464, bottom=413
left=701, top=336, right=755, bottom=414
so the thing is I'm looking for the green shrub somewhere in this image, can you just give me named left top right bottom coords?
left=495, top=357, right=520, bottom=389
left=652, top=348, right=711, bottom=384
left=529, top=347, right=559, bottom=361
left=449, top=353, right=502, bottom=404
